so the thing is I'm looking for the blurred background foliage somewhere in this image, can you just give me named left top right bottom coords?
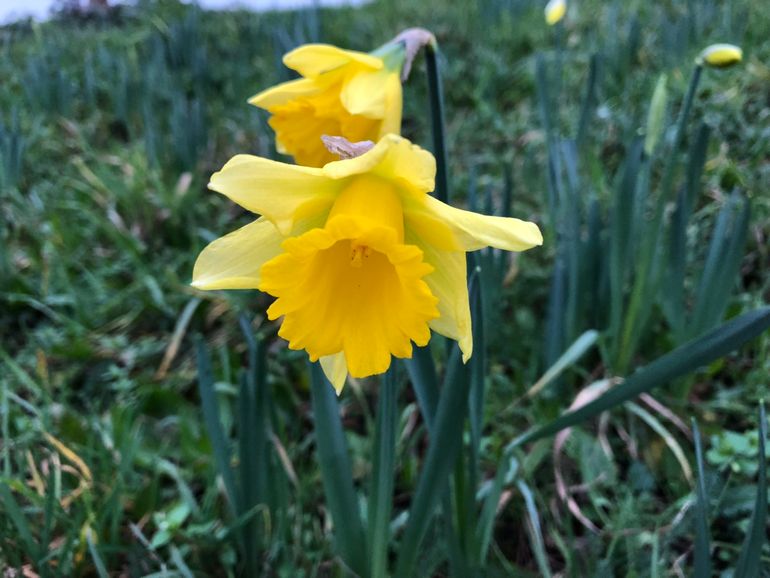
left=0, top=0, right=769, bottom=575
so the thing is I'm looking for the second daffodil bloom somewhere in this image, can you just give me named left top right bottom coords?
left=192, top=135, right=543, bottom=392
left=249, top=43, right=405, bottom=168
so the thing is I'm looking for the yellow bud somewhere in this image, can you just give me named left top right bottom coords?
left=697, top=43, right=743, bottom=68
left=544, top=0, right=566, bottom=25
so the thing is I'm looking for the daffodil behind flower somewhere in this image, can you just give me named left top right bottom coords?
left=697, top=43, right=743, bottom=68
left=192, top=135, right=543, bottom=392
left=544, top=0, right=566, bottom=25
left=249, top=43, right=405, bottom=168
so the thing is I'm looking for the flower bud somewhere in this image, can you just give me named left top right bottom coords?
left=697, top=43, right=743, bottom=68
left=545, top=0, right=566, bottom=25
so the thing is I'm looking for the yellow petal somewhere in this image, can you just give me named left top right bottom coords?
left=407, top=231, right=473, bottom=361
left=323, top=134, right=434, bottom=196
left=408, top=195, right=543, bottom=252
left=191, top=218, right=283, bottom=290
left=379, top=73, right=403, bottom=137
left=340, top=69, right=400, bottom=119
left=208, top=155, right=340, bottom=234
left=283, top=44, right=383, bottom=77
left=320, top=353, right=348, bottom=394
left=267, top=100, right=343, bottom=167
left=248, top=77, right=320, bottom=109
left=260, top=215, right=438, bottom=378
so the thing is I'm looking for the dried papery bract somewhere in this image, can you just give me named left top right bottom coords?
left=392, top=27, right=436, bottom=81
left=321, top=135, right=375, bottom=160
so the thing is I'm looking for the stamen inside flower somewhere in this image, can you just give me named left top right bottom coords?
left=349, top=242, right=371, bottom=267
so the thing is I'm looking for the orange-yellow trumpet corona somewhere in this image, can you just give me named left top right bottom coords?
left=249, top=43, right=405, bottom=167
left=192, top=135, right=543, bottom=392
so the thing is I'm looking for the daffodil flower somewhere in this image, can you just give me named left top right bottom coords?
left=250, top=43, right=405, bottom=168
left=192, top=135, right=543, bottom=391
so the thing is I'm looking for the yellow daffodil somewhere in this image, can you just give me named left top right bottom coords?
left=697, top=43, right=743, bottom=68
left=192, top=135, right=543, bottom=392
left=544, top=0, right=567, bottom=25
left=249, top=43, right=405, bottom=168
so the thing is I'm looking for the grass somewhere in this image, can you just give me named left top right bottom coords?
left=1, top=0, right=769, bottom=575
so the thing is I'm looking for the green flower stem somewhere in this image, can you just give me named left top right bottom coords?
left=659, top=64, right=702, bottom=203
left=426, top=42, right=450, bottom=204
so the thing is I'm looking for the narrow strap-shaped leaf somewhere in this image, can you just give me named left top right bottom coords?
left=690, top=196, right=750, bottom=339
left=196, top=338, right=239, bottom=514
left=476, top=458, right=517, bottom=562
left=394, top=344, right=471, bottom=576
left=309, top=363, right=366, bottom=576
left=86, top=528, right=109, bottom=578
left=0, top=482, right=38, bottom=558
left=517, top=480, right=553, bottom=578
left=527, top=329, right=599, bottom=399
left=692, top=419, right=711, bottom=577
left=509, top=307, right=770, bottom=450
left=170, top=546, right=196, bottom=578
left=368, top=367, right=399, bottom=578
left=404, top=344, right=439, bottom=433
left=734, top=403, right=767, bottom=578
left=237, top=317, right=268, bottom=571
left=468, top=265, right=486, bottom=482
left=575, top=53, right=599, bottom=146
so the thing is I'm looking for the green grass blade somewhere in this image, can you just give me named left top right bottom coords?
left=535, top=53, right=553, bottom=143
left=544, top=256, right=567, bottom=368
left=0, top=482, right=38, bottom=558
left=527, top=329, right=599, bottom=399
left=690, top=195, right=750, bottom=338
left=86, top=528, right=110, bottom=578
left=576, top=53, right=599, bottom=146
left=170, top=546, right=195, bottom=578
left=692, top=419, right=711, bottom=577
left=477, top=458, right=518, bottom=562
left=517, top=480, right=552, bottom=578
left=368, top=367, right=399, bottom=578
left=309, top=363, right=366, bottom=576
left=237, top=316, right=269, bottom=572
left=195, top=338, right=239, bottom=514
left=734, top=402, right=767, bottom=578
left=509, top=307, right=770, bottom=450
